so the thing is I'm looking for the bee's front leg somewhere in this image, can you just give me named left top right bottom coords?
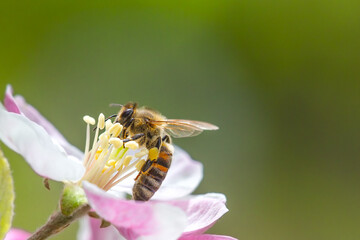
left=119, top=118, right=135, bottom=139
left=122, top=133, right=145, bottom=147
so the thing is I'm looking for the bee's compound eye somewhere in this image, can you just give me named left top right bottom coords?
left=121, top=109, right=133, bottom=119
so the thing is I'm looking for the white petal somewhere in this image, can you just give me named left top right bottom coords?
left=0, top=107, right=85, bottom=182
left=12, top=95, right=83, bottom=159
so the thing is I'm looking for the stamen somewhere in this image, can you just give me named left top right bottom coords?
left=99, top=133, right=110, bottom=149
left=83, top=115, right=96, bottom=125
left=105, top=169, right=138, bottom=191
left=95, top=148, right=102, bottom=160
left=109, top=123, right=123, bottom=137
left=109, top=147, right=123, bottom=161
left=124, top=141, right=139, bottom=150
left=91, top=113, right=104, bottom=151
left=123, top=156, right=133, bottom=167
left=85, top=141, right=101, bottom=170
left=97, top=146, right=114, bottom=172
left=83, top=115, right=96, bottom=157
left=105, top=119, right=113, bottom=131
left=135, top=159, right=146, bottom=171
left=119, top=156, right=143, bottom=176
left=135, top=148, right=149, bottom=158
left=97, top=113, right=105, bottom=130
left=109, top=138, right=122, bottom=148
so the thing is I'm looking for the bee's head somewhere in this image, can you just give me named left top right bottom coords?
left=117, top=102, right=137, bottom=125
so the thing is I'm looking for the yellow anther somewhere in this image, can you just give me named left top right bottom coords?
left=105, top=119, right=113, bottom=132
left=98, top=113, right=105, bottom=130
left=83, top=115, right=96, bottom=125
left=125, top=141, right=139, bottom=150
left=149, top=147, right=159, bottom=161
left=135, top=149, right=148, bottom=158
left=135, top=159, right=146, bottom=171
left=109, top=138, right=122, bottom=148
left=109, top=123, right=123, bottom=137
left=107, top=159, right=116, bottom=167
left=123, top=156, right=133, bottom=166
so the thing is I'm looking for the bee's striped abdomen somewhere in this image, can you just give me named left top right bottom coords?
left=132, top=144, right=173, bottom=201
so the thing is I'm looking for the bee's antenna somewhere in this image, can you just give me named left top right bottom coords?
left=109, top=103, right=123, bottom=108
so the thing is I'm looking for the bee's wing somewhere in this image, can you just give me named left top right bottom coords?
left=150, top=119, right=218, bottom=138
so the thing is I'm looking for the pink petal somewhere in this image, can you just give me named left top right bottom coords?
left=167, top=193, right=228, bottom=236
left=4, top=229, right=31, bottom=240
left=112, top=146, right=203, bottom=200
left=0, top=107, right=85, bottom=182
left=179, top=234, right=238, bottom=240
left=154, top=146, right=203, bottom=199
left=3, top=85, right=83, bottom=159
left=83, top=181, right=187, bottom=240
left=4, top=85, right=21, bottom=114
left=77, top=217, right=125, bottom=240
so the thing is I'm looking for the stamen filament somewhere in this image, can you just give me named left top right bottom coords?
left=84, top=123, right=91, bottom=157
left=104, top=169, right=138, bottom=191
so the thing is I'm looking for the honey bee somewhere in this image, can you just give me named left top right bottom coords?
left=115, top=102, right=218, bottom=201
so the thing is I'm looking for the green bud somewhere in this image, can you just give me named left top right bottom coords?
left=60, top=183, right=87, bottom=216
left=0, top=149, right=14, bottom=239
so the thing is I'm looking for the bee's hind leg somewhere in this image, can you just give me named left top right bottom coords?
left=147, top=137, right=162, bottom=161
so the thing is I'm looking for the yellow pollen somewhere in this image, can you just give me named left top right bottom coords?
left=125, top=141, right=139, bottom=150
left=107, top=159, right=116, bottom=167
left=98, top=113, right=105, bottom=130
left=109, top=138, right=122, bottom=148
left=149, top=147, right=159, bottom=161
left=83, top=115, right=96, bottom=125
left=109, top=123, right=123, bottom=137
left=95, top=148, right=103, bottom=160
left=135, top=159, right=146, bottom=171
left=123, top=156, right=133, bottom=166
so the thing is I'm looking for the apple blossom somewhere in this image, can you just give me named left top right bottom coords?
left=0, top=85, right=234, bottom=240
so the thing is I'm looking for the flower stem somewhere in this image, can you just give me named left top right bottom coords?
left=28, top=204, right=90, bottom=240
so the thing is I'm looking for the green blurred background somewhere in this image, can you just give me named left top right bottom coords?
left=1, top=1, right=360, bottom=240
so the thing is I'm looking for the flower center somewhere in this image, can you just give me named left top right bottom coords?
left=80, top=114, right=147, bottom=191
